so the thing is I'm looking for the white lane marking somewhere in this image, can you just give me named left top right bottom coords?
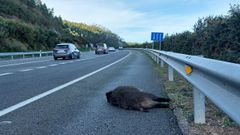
left=36, top=66, right=47, bottom=69
left=59, top=62, right=66, bottom=65
left=0, top=59, right=52, bottom=68
left=0, top=121, right=12, bottom=125
left=19, top=69, right=33, bottom=72
left=49, top=64, right=58, bottom=67
left=0, top=52, right=130, bottom=117
left=0, top=73, right=13, bottom=77
left=80, top=58, right=87, bottom=61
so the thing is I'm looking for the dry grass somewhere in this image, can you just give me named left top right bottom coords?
left=154, top=63, right=240, bottom=135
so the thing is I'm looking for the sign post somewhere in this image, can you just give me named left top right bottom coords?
left=151, top=32, right=164, bottom=50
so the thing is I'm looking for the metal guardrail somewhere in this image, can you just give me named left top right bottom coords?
left=0, top=51, right=52, bottom=60
left=144, top=49, right=240, bottom=125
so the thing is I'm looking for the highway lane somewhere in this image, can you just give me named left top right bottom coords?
left=0, top=50, right=182, bottom=135
left=0, top=51, right=95, bottom=66
left=0, top=51, right=127, bottom=110
left=0, top=51, right=97, bottom=74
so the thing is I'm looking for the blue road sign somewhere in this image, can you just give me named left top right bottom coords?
left=151, top=32, right=164, bottom=41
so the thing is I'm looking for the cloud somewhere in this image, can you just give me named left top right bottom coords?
left=42, top=0, right=149, bottom=41
left=41, top=0, right=239, bottom=42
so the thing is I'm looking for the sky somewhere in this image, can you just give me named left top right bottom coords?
left=41, top=0, right=239, bottom=43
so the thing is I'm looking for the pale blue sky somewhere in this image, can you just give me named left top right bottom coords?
left=41, top=0, right=239, bottom=42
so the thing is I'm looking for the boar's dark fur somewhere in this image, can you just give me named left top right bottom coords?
left=106, top=86, right=171, bottom=112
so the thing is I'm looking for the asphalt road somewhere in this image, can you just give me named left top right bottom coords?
left=0, top=50, right=182, bottom=135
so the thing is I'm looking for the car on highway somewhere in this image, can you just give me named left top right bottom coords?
left=53, top=43, right=80, bottom=60
left=108, top=47, right=116, bottom=52
left=118, top=46, right=123, bottom=50
left=95, top=43, right=108, bottom=54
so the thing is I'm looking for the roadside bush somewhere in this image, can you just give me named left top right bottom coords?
left=1, top=38, right=28, bottom=52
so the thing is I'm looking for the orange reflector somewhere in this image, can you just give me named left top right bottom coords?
left=185, top=65, right=193, bottom=75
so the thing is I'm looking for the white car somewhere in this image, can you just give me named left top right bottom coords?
left=108, top=47, right=116, bottom=52
left=118, top=47, right=123, bottom=50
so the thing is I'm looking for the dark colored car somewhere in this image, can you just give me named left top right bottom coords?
left=95, top=43, right=108, bottom=54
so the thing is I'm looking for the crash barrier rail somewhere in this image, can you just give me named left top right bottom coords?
left=144, top=49, right=240, bottom=125
left=0, top=51, right=52, bottom=60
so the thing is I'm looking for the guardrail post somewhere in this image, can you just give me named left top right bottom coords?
left=40, top=50, right=42, bottom=57
left=160, top=59, right=164, bottom=67
left=11, top=56, right=14, bottom=60
left=23, top=54, right=25, bottom=59
left=168, top=66, right=174, bottom=81
left=194, top=87, right=206, bottom=124
left=156, top=57, right=159, bottom=64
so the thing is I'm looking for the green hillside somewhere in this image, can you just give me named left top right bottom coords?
left=64, top=21, right=125, bottom=47
left=0, top=0, right=124, bottom=52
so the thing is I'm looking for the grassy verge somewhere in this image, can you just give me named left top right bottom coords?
left=154, top=61, right=240, bottom=135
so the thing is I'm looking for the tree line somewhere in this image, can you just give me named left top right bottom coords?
left=0, top=0, right=124, bottom=52
left=64, top=21, right=126, bottom=48
left=128, top=5, right=240, bottom=63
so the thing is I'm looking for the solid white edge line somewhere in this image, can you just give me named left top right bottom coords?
left=0, top=52, right=131, bottom=117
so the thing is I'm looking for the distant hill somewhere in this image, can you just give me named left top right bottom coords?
left=64, top=21, right=125, bottom=47
left=0, top=0, right=124, bottom=52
